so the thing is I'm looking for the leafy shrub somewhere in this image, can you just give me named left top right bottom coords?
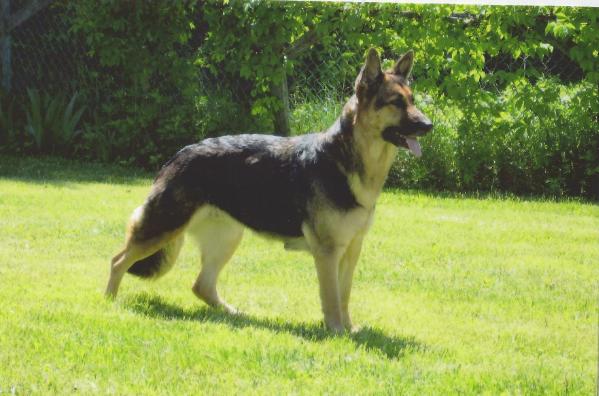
left=24, top=89, right=85, bottom=155
left=197, top=3, right=598, bottom=198
left=8, top=2, right=597, bottom=198
left=289, top=93, right=343, bottom=135
left=388, top=79, right=598, bottom=197
left=65, top=1, right=203, bottom=168
left=0, top=96, right=17, bottom=149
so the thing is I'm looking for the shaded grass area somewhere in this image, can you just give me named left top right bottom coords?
left=124, top=293, right=424, bottom=360
left=0, top=155, right=151, bottom=185
left=0, top=155, right=597, bottom=395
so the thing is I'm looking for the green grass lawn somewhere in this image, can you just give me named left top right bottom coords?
left=0, top=155, right=597, bottom=395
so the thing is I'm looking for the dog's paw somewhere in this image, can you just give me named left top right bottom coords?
left=220, top=302, right=239, bottom=315
left=324, top=321, right=346, bottom=335
left=348, top=324, right=362, bottom=334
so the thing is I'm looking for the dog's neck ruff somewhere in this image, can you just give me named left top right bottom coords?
left=323, top=103, right=397, bottom=208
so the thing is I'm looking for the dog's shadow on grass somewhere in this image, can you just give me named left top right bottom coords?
left=123, top=293, right=426, bottom=360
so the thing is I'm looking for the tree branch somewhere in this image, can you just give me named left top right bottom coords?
left=7, top=0, right=54, bottom=33
left=285, top=29, right=318, bottom=61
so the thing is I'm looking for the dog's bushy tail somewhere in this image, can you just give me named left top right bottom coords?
left=127, top=235, right=184, bottom=279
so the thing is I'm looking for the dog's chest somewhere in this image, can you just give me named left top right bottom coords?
left=348, top=142, right=397, bottom=208
left=307, top=203, right=374, bottom=247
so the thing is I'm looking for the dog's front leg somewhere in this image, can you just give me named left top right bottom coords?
left=312, top=247, right=345, bottom=333
left=303, top=224, right=347, bottom=333
left=339, top=234, right=364, bottom=332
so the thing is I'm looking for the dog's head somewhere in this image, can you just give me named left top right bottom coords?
left=353, top=48, right=432, bottom=157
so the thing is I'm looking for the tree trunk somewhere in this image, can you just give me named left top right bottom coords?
left=270, top=64, right=290, bottom=137
left=0, top=0, right=10, bottom=93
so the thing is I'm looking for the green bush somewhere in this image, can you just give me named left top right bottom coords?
left=387, top=79, right=598, bottom=197
left=65, top=1, right=202, bottom=168
left=0, top=96, right=17, bottom=149
left=197, top=3, right=599, bottom=198
left=3, top=2, right=596, bottom=198
left=24, top=89, right=86, bottom=155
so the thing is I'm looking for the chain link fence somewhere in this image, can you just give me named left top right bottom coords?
left=9, top=3, right=81, bottom=94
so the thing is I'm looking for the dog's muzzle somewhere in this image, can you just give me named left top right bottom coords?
left=382, top=117, right=433, bottom=157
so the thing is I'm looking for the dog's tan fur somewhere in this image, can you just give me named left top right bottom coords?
left=105, top=49, right=432, bottom=333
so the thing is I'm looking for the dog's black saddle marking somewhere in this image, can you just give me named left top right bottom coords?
left=155, top=133, right=360, bottom=238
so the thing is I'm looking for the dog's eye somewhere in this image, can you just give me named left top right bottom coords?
left=390, top=97, right=407, bottom=109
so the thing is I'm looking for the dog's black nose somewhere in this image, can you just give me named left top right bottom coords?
left=416, top=120, right=433, bottom=133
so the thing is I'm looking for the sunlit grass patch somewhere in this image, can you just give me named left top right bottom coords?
left=0, top=155, right=597, bottom=394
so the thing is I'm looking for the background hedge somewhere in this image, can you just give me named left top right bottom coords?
left=1, top=2, right=597, bottom=198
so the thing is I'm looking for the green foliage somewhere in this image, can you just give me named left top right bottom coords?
left=24, top=89, right=86, bottom=155
left=24, top=89, right=50, bottom=151
left=0, top=96, right=16, bottom=147
left=66, top=1, right=202, bottom=167
left=230, top=4, right=594, bottom=97
left=194, top=86, right=271, bottom=137
left=6, top=2, right=597, bottom=197
left=289, top=92, right=343, bottom=135
left=198, top=3, right=599, bottom=198
left=388, top=79, right=598, bottom=197
left=199, top=2, right=342, bottom=116
left=63, top=1, right=275, bottom=168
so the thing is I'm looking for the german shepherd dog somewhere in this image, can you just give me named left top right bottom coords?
left=106, top=49, right=432, bottom=332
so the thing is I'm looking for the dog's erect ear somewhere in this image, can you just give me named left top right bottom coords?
left=355, top=48, right=382, bottom=98
left=393, top=50, right=414, bottom=79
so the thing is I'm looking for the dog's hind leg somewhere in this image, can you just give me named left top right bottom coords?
left=188, top=208, right=244, bottom=314
left=105, top=232, right=182, bottom=299
left=105, top=203, right=188, bottom=299
left=105, top=245, right=142, bottom=299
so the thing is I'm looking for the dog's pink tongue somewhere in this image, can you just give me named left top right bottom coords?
left=406, top=138, right=422, bottom=157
